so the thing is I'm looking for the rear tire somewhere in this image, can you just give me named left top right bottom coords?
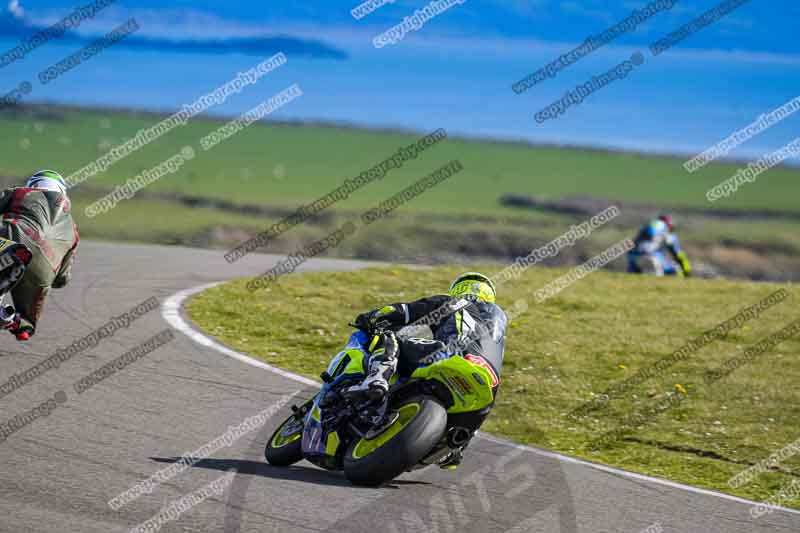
left=265, top=414, right=304, bottom=467
left=343, top=395, right=447, bottom=486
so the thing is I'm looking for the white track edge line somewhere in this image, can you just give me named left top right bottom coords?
left=162, top=282, right=800, bottom=517
left=162, top=282, right=317, bottom=387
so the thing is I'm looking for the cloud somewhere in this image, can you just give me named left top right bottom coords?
left=4, top=5, right=347, bottom=60
left=7, top=0, right=23, bottom=19
left=119, top=34, right=347, bottom=60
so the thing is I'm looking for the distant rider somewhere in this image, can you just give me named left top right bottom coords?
left=627, top=214, right=691, bottom=277
left=347, top=272, right=507, bottom=469
left=0, top=170, right=79, bottom=341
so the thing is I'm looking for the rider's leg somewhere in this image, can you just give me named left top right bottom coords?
left=10, top=276, right=47, bottom=337
left=396, top=337, right=447, bottom=377
left=652, top=251, right=668, bottom=276
left=7, top=236, right=53, bottom=339
left=637, top=253, right=664, bottom=276
left=348, top=334, right=448, bottom=397
left=661, top=253, right=679, bottom=275
left=346, top=331, right=399, bottom=399
left=627, top=252, right=642, bottom=273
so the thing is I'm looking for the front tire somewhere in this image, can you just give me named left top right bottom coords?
left=343, top=395, right=447, bottom=486
left=265, top=414, right=304, bottom=466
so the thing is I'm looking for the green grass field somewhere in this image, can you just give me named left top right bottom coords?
left=187, top=266, right=800, bottom=509
left=2, top=104, right=799, bottom=281
left=2, top=104, right=799, bottom=214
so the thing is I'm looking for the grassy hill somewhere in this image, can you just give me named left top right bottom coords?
left=1, top=103, right=799, bottom=281
left=2, top=103, right=799, bottom=214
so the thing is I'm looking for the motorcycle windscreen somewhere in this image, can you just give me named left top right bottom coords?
left=325, top=331, right=369, bottom=379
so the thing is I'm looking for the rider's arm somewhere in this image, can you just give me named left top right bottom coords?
left=52, top=228, right=79, bottom=289
left=403, top=294, right=455, bottom=325
left=356, top=294, right=452, bottom=331
left=52, top=248, right=75, bottom=289
left=634, top=224, right=652, bottom=246
left=665, top=234, right=691, bottom=276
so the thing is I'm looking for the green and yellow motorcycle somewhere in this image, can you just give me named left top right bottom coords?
left=265, top=327, right=500, bottom=486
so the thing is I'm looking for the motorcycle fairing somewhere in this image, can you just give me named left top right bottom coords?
left=410, top=355, right=495, bottom=414
left=302, top=331, right=371, bottom=464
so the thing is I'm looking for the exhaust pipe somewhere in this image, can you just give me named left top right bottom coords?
left=447, top=427, right=472, bottom=448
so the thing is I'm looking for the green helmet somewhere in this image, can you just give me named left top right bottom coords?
left=26, top=169, right=67, bottom=194
left=448, top=272, right=496, bottom=304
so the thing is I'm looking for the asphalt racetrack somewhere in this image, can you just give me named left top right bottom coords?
left=0, top=241, right=797, bottom=532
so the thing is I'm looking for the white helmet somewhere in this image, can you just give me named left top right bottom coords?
left=26, top=170, right=68, bottom=194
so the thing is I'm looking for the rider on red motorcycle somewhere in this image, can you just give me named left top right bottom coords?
left=0, top=170, right=79, bottom=341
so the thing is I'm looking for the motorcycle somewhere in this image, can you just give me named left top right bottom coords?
left=628, top=249, right=692, bottom=277
left=0, top=236, right=32, bottom=332
left=264, top=325, right=500, bottom=486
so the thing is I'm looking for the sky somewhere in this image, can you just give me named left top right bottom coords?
left=6, top=0, right=797, bottom=54
left=0, top=0, right=798, bottom=161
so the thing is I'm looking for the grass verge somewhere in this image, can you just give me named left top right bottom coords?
left=3, top=103, right=800, bottom=214
left=3, top=104, right=800, bottom=280
left=186, top=265, right=800, bottom=508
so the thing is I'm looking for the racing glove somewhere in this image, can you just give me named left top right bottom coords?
left=354, top=305, right=406, bottom=332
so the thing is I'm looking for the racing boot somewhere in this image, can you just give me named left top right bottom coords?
left=439, top=448, right=463, bottom=470
left=440, top=431, right=473, bottom=470
left=346, top=331, right=399, bottom=400
left=0, top=307, right=30, bottom=341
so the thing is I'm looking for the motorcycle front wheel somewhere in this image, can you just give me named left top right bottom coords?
left=265, top=413, right=304, bottom=466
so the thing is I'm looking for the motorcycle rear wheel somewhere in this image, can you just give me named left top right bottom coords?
left=343, top=395, right=447, bottom=486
